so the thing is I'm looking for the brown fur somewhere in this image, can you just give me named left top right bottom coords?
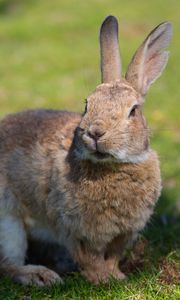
left=0, top=16, right=172, bottom=285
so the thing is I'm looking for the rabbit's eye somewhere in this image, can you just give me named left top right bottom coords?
left=128, top=104, right=139, bottom=118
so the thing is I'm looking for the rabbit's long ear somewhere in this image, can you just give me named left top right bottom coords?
left=125, top=22, right=172, bottom=96
left=100, top=16, right=121, bottom=83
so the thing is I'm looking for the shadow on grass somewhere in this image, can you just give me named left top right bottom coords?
left=145, top=190, right=180, bottom=258
left=121, top=190, right=180, bottom=284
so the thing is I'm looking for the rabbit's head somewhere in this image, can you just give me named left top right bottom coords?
left=75, top=16, right=172, bottom=163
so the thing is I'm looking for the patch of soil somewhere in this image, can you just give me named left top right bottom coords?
left=120, top=236, right=180, bottom=286
left=121, top=238, right=149, bottom=274
left=158, top=258, right=180, bottom=285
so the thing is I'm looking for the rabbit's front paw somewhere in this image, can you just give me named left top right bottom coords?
left=105, top=257, right=127, bottom=281
left=81, top=268, right=108, bottom=284
left=110, top=268, right=126, bottom=281
left=14, top=265, right=63, bottom=287
left=81, top=267, right=126, bottom=285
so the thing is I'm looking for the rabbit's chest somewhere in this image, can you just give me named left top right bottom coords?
left=70, top=171, right=156, bottom=249
left=59, top=154, right=161, bottom=250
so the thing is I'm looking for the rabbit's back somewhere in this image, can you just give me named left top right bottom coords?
left=0, top=109, right=81, bottom=153
left=0, top=109, right=81, bottom=221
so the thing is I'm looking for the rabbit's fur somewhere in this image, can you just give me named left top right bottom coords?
left=0, top=16, right=172, bottom=286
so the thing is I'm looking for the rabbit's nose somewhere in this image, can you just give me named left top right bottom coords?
left=87, top=128, right=105, bottom=141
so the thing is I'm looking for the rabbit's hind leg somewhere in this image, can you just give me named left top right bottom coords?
left=0, top=214, right=27, bottom=268
left=0, top=214, right=62, bottom=286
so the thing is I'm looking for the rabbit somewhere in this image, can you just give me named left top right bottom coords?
left=0, top=15, right=172, bottom=286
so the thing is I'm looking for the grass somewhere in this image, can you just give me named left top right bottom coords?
left=0, top=0, right=179, bottom=299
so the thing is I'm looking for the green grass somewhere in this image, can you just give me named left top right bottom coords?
left=0, top=0, right=179, bottom=299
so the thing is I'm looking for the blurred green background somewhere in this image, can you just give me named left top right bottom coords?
left=0, top=1, right=179, bottom=299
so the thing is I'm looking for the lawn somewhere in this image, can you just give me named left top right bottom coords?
left=0, top=0, right=179, bottom=299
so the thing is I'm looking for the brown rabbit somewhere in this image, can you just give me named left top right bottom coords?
left=0, top=16, right=172, bottom=286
